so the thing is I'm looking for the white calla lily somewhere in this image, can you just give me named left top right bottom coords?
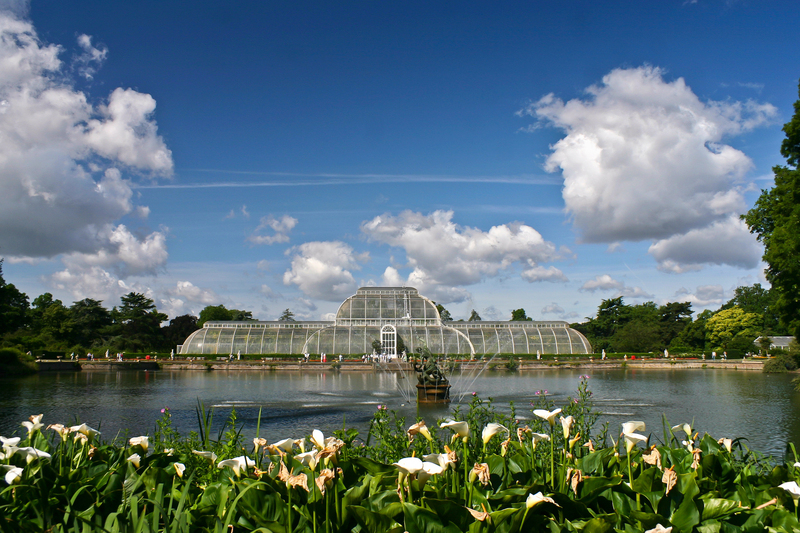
left=481, top=423, right=508, bottom=445
left=129, top=436, right=149, bottom=452
left=272, top=438, right=295, bottom=454
left=533, top=409, right=562, bottom=426
left=295, top=450, right=318, bottom=470
left=69, top=423, right=100, bottom=440
left=21, top=414, right=44, bottom=436
left=311, top=429, right=326, bottom=450
left=217, top=456, right=256, bottom=476
left=14, top=446, right=51, bottom=463
left=417, top=461, right=444, bottom=486
left=423, top=451, right=456, bottom=471
left=671, top=423, right=692, bottom=437
left=1, top=465, right=23, bottom=485
left=192, top=450, right=217, bottom=464
left=127, top=453, right=141, bottom=468
left=525, top=491, right=559, bottom=508
left=622, top=421, right=645, bottom=436
left=394, top=456, right=424, bottom=476
left=624, top=432, right=648, bottom=454
left=173, top=462, right=186, bottom=478
left=440, top=420, right=470, bottom=439
left=531, top=433, right=550, bottom=450
left=780, top=481, right=800, bottom=503
left=560, top=415, right=575, bottom=440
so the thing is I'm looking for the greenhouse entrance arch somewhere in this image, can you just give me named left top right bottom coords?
left=381, top=325, right=397, bottom=357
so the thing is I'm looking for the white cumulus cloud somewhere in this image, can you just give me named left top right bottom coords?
left=362, top=210, right=567, bottom=302
left=674, top=285, right=725, bottom=309
left=579, top=274, right=652, bottom=299
left=522, top=65, right=774, bottom=272
left=247, top=215, right=298, bottom=245
left=0, top=10, right=172, bottom=297
left=283, top=241, right=368, bottom=301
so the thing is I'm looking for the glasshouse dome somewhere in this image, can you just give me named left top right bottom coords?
left=179, top=287, right=591, bottom=356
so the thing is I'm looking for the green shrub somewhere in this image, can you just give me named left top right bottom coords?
left=0, top=347, right=37, bottom=375
left=763, top=354, right=796, bottom=373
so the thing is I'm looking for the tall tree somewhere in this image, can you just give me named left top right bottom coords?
left=162, top=314, right=199, bottom=349
left=658, top=301, right=693, bottom=347
left=468, top=309, right=482, bottom=321
left=112, top=292, right=168, bottom=351
left=721, top=284, right=782, bottom=335
left=278, top=308, right=295, bottom=321
left=69, top=298, right=112, bottom=347
left=434, top=303, right=452, bottom=322
left=198, top=305, right=232, bottom=327
left=744, top=79, right=800, bottom=339
left=0, top=259, right=29, bottom=335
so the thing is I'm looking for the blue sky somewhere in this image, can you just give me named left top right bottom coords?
left=1, top=0, right=799, bottom=322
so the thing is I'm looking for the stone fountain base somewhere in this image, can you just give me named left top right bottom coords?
left=417, top=383, right=451, bottom=404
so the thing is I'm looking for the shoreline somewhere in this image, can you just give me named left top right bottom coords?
left=37, top=357, right=766, bottom=372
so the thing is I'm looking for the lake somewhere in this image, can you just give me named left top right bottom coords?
left=1, top=366, right=798, bottom=457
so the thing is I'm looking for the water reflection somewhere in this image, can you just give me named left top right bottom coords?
left=1, top=368, right=798, bottom=457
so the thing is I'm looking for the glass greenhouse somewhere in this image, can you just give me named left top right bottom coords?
left=179, top=287, right=591, bottom=356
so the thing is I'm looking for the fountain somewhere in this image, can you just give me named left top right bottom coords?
left=412, top=347, right=451, bottom=404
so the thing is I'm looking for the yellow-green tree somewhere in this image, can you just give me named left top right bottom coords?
left=705, top=307, right=761, bottom=351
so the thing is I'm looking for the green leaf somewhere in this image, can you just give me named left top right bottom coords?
left=670, top=494, right=700, bottom=533
left=422, top=498, right=475, bottom=532
left=402, top=502, right=463, bottom=533
left=700, top=497, right=742, bottom=520
left=350, top=505, right=402, bottom=533
left=353, top=457, right=397, bottom=475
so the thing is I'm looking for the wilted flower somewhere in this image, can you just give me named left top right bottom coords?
left=253, top=437, right=267, bottom=453
left=470, top=463, right=491, bottom=486
left=192, top=450, right=217, bottom=464
left=129, top=436, right=149, bottom=452
left=21, top=414, right=44, bottom=437
left=517, top=426, right=531, bottom=443
left=127, top=453, right=141, bottom=468
left=315, top=468, right=336, bottom=494
left=407, top=421, right=432, bottom=442
left=568, top=433, right=581, bottom=451
left=662, top=466, right=677, bottom=495
left=533, top=409, right=562, bottom=426
left=583, top=439, right=595, bottom=453
left=278, top=462, right=309, bottom=491
left=567, top=468, right=583, bottom=495
left=718, top=437, right=733, bottom=453
left=481, top=423, right=508, bottom=445
left=560, top=415, right=574, bottom=440
left=642, top=446, right=662, bottom=469
left=218, top=456, right=256, bottom=477
left=1, top=465, right=23, bottom=485
left=525, top=491, right=559, bottom=508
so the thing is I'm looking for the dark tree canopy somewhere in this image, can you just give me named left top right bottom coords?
left=0, top=259, right=30, bottom=335
left=744, top=79, right=800, bottom=339
left=434, top=303, right=452, bottom=322
left=278, top=308, right=295, bottom=321
left=468, top=309, right=482, bottom=321
left=510, top=308, right=532, bottom=321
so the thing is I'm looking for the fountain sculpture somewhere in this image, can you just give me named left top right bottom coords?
left=413, top=348, right=451, bottom=404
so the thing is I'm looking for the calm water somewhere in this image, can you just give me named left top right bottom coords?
left=1, top=367, right=798, bottom=457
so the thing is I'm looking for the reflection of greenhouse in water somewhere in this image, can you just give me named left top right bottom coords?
left=179, top=287, right=591, bottom=356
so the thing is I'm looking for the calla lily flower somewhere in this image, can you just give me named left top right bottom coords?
left=624, top=432, right=648, bottom=453
left=310, top=429, right=326, bottom=450
left=531, top=433, right=550, bottom=450
left=644, top=525, right=673, bottom=533
left=622, top=421, right=645, bottom=436
left=271, top=438, right=295, bottom=454
left=417, top=461, right=444, bottom=485
left=253, top=437, right=267, bottom=453
left=295, top=450, right=318, bottom=470
left=526, top=491, right=559, bottom=508
left=394, top=456, right=424, bottom=476
left=47, top=424, right=70, bottom=441
left=192, top=450, right=217, bottom=464
left=173, top=462, right=185, bottom=478
left=482, top=423, right=509, bottom=445
left=470, top=462, right=491, bottom=486
left=671, top=423, right=692, bottom=437
left=408, top=421, right=432, bottom=442
left=129, top=436, right=149, bottom=452
left=69, top=423, right=100, bottom=440
left=21, top=414, right=44, bottom=437
left=423, top=450, right=457, bottom=471
left=560, top=415, right=575, bottom=440
left=127, top=453, right=141, bottom=468
left=217, top=456, right=256, bottom=476
left=718, top=438, right=733, bottom=453
left=533, top=408, right=562, bottom=426
left=1, top=436, right=21, bottom=452
left=780, top=481, right=800, bottom=503
left=440, top=419, right=470, bottom=439
left=14, top=447, right=51, bottom=463
left=569, top=433, right=581, bottom=450
left=1, top=465, right=23, bottom=485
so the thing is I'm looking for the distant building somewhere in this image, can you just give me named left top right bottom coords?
left=755, top=336, right=796, bottom=350
left=179, top=286, right=591, bottom=356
